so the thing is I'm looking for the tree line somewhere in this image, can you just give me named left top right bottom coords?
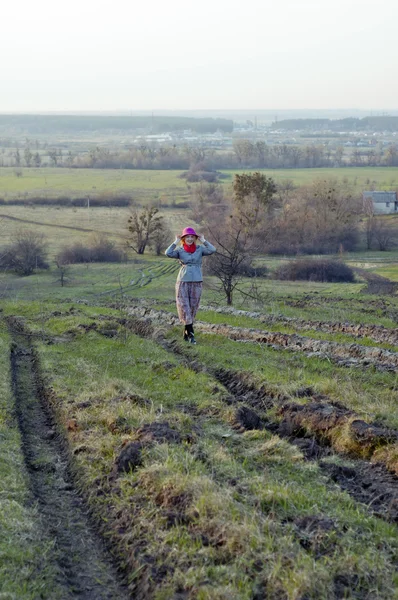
left=271, top=116, right=398, bottom=132
left=3, top=140, right=398, bottom=170
left=0, top=114, right=233, bottom=134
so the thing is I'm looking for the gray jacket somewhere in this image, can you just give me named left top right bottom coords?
left=165, top=240, right=216, bottom=282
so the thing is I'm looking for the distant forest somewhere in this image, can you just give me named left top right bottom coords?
left=0, top=114, right=233, bottom=134
left=272, top=116, right=398, bottom=131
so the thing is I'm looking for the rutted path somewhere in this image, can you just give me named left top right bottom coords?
left=125, top=311, right=398, bottom=523
left=201, top=304, right=398, bottom=346
left=128, top=305, right=398, bottom=371
left=7, top=318, right=129, bottom=600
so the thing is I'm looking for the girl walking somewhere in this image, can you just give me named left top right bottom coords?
left=165, top=227, right=216, bottom=344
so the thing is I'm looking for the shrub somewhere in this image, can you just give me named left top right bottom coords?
left=274, top=259, right=355, bottom=283
left=57, top=235, right=125, bottom=264
left=0, top=230, right=49, bottom=276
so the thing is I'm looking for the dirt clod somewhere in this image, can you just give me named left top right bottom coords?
left=294, top=515, right=337, bottom=557
left=136, top=421, right=182, bottom=444
left=234, top=406, right=262, bottom=430
left=293, top=386, right=315, bottom=398
left=116, top=442, right=143, bottom=473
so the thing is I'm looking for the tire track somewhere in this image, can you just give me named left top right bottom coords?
left=0, top=212, right=116, bottom=236
left=7, top=317, right=129, bottom=600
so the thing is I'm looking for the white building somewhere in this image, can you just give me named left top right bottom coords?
left=363, top=191, right=398, bottom=214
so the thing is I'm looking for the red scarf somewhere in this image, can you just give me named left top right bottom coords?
left=183, top=242, right=196, bottom=253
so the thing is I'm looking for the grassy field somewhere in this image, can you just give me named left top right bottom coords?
left=1, top=253, right=397, bottom=315
left=1, top=296, right=397, bottom=599
left=0, top=205, right=188, bottom=257
left=1, top=166, right=398, bottom=201
left=1, top=175, right=398, bottom=597
left=0, top=168, right=189, bottom=201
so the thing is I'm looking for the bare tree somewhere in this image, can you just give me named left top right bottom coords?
left=33, top=152, right=42, bottom=168
left=363, top=194, right=375, bottom=250
left=54, top=258, right=71, bottom=287
left=48, top=149, right=58, bottom=166
left=233, top=171, right=277, bottom=234
left=127, top=205, right=163, bottom=254
left=372, top=219, right=397, bottom=251
left=150, top=222, right=172, bottom=256
left=189, top=181, right=226, bottom=225
left=14, top=149, right=21, bottom=167
left=205, top=217, right=252, bottom=305
left=202, top=172, right=276, bottom=304
left=24, top=147, right=33, bottom=167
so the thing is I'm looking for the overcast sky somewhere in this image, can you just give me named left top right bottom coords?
left=1, top=0, right=397, bottom=112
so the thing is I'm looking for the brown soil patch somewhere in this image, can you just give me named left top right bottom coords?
left=234, top=406, right=263, bottom=431
left=293, top=515, right=337, bottom=558
left=136, top=421, right=182, bottom=444
left=320, top=461, right=398, bottom=523
left=115, top=441, right=143, bottom=473
left=278, top=401, right=398, bottom=457
left=120, top=311, right=398, bottom=521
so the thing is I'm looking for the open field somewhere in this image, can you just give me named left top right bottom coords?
left=1, top=188, right=398, bottom=597
left=1, top=202, right=398, bottom=264
left=0, top=168, right=190, bottom=203
left=1, top=284, right=398, bottom=599
left=1, top=166, right=398, bottom=201
left=0, top=205, right=188, bottom=257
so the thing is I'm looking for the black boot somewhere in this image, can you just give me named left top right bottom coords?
left=183, top=326, right=189, bottom=342
left=186, top=323, right=196, bottom=345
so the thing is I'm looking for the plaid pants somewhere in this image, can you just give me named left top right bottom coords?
left=175, top=281, right=203, bottom=325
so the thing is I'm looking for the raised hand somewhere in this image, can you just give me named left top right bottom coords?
left=198, top=234, right=206, bottom=243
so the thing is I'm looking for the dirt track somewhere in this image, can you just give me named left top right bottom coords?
left=7, top=317, right=128, bottom=600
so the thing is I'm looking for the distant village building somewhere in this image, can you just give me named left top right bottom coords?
left=363, top=191, right=398, bottom=214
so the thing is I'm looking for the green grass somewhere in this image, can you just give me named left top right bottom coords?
left=0, top=320, right=61, bottom=599
left=1, top=166, right=398, bottom=201
left=0, top=167, right=189, bottom=200
left=223, top=166, right=398, bottom=190
left=371, top=265, right=398, bottom=281
left=2, top=301, right=397, bottom=599
left=0, top=204, right=187, bottom=257
left=1, top=254, right=397, bottom=328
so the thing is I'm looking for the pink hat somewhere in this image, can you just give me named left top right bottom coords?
left=181, top=227, right=198, bottom=238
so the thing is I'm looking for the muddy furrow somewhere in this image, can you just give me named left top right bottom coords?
left=127, top=306, right=398, bottom=371
left=201, top=304, right=398, bottom=346
left=125, top=313, right=398, bottom=523
left=8, top=322, right=128, bottom=600
left=215, top=369, right=398, bottom=523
